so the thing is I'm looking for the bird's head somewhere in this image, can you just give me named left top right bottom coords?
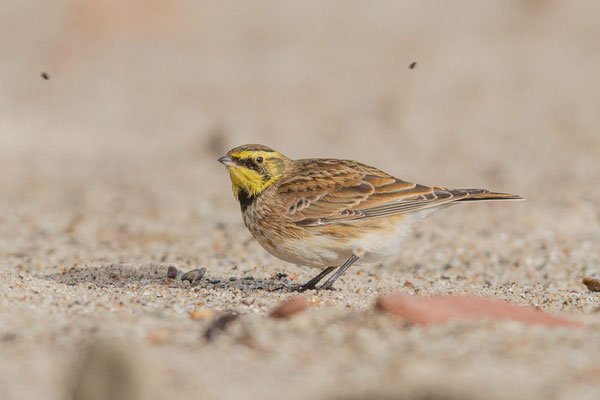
left=218, top=144, right=291, bottom=204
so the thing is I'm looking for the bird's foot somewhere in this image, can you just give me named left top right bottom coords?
left=292, top=284, right=313, bottom=292
left=289, top=281, right=339, bottom=291
left=316, top=283, right=339, bottom=291
left=290, top=281, right=319, bottom=292
left=290, top=266, right=336, bottom=292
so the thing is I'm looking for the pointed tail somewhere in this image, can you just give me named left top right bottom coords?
left=452, top=189, right=524, bottom=202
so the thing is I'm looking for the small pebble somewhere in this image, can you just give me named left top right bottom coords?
left=204, top=313, right=239, bottom=341
left=190, top=309, right=212, bottom=321
left=167, top=266, right=178, bottom=279
left=242, top=298, right=255, bottom=306
left=207, top=279, right=220, bottom=284
left=403, top=280, right=414, bottom=288
left=147, top=330, right=169, bottom=344
left=181, top=268, right=206, bottom=283
left=242, top=276, right=255, bottom=281
left=270, top=295, right=308, bottom=319
left=2, top=333, right=17, bottom=342
left=229, top=277, right=237, bottom=281
left=582, top=277, right=600, bottom=292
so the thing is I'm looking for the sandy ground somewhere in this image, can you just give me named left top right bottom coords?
left=1, top=1, right=600, bottom=399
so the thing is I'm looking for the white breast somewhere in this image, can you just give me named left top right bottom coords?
left=248, top=203, right=447, bottom=268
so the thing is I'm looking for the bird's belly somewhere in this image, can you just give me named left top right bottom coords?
left=252, top=215, right=417, bottom=268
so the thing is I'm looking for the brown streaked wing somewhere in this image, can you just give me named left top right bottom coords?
left=277, top=160, right=377, bottom=222
left=277, top=159, right=468, bottom=226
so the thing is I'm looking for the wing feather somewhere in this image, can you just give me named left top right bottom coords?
left=276, top=159, right=493, bottom=226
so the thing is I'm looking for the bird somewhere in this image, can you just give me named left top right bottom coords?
left=218, top=144, right=522, bottom=291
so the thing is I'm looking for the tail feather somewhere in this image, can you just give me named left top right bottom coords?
left=452, top=189, right=523, bottom=202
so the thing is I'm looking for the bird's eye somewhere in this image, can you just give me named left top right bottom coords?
left=256, top=156, right=263, bottom=163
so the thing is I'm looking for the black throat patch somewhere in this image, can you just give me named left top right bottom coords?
left=237, top=188, right=257, bottom=212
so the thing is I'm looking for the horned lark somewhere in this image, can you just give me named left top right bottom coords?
left=218, top=144, right=522, bottom=291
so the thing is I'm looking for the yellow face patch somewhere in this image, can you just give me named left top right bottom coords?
left=224, top=150, right=288, bottom=199
left=227, top=165, right=267, bottom=198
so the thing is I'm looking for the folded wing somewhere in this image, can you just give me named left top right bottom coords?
left=276, top=159, right=521, bottom=227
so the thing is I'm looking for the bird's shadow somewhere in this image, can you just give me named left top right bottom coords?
left=42, top=264, right=171, bottom=289
left=42, top=263, right=294, bottom=292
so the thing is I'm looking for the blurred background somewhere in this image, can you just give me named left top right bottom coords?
left=2, top=1, right=600, bottom=399
left=2, top=0, right=599, bottom=230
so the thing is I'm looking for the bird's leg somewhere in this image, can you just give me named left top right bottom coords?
left=319, top=254, right=360, bottom=290
left=295, top=266, right=336, bottom=292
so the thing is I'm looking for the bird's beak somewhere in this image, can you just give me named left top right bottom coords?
left=218, top=155, right=237, bottom=167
